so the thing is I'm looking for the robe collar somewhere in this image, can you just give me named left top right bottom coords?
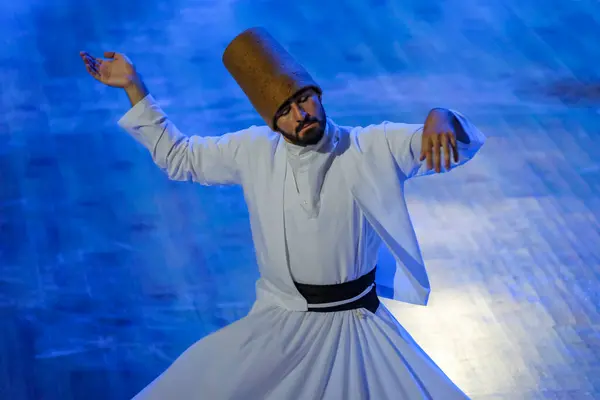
left=282, top=118, right=339, bottom=217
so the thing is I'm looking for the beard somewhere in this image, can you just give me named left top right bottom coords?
left=282, top=107, right=327, bottom=147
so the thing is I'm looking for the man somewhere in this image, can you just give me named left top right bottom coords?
left=80, top=27, right=485, bottom=399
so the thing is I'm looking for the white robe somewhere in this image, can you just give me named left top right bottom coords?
left=118, top=95, right=485, bottom=399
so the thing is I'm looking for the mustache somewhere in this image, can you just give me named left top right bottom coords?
left=296, top=116, right=320, bottom=134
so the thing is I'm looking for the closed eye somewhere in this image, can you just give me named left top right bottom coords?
left=278, top=106, right=291, bottom=116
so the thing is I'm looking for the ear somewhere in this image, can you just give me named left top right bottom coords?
left=272, top=117, right=282, bottom=133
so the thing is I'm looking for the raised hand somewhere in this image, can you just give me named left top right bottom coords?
left=80, top=51, right=136, bottom=88
left=419, top=108, right=461, bottom=173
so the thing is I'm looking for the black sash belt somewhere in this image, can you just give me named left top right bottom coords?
left=293, top=268, right=379, bottom=314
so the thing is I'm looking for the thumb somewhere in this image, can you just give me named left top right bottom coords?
left=104, top=51, right=118, bottom=59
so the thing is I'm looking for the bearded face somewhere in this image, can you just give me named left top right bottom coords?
left=273, top=88, right=327, bottom=146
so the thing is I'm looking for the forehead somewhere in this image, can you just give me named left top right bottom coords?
left=276, top=88, right=318, bottom=113
left=279, top=88, right=317, bottom=110
left=290, top=87, right=318, bottom=100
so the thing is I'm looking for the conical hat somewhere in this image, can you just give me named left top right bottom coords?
left=222, top=27, right=322, bottom=130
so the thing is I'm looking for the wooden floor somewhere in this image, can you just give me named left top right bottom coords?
left=1, top=0, right=599, bottom=398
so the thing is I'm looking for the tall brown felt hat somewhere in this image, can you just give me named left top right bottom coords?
left=222, top=27, right=322, bottom=130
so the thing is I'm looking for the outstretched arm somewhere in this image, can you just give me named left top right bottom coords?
left=383, top=108, right=486, bottom=179
left=80, top=51, right=247, bottom=186
left=118, top=90, right=246, bottom=185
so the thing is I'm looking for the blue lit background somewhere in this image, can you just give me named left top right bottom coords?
left=1, top=0, right=599, bottom=398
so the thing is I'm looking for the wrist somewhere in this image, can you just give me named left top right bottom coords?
left=124, top=74, right=144, bottom=91
left=123, top=74, right=150, bottom=107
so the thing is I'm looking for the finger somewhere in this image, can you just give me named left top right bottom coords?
left=441, top=134, right=451, bottom=171
left=83, top=52, right=96, bottom=61
left=87, top=55, right=102, bottom=68
left=82, top=54, right=94, bottom=65
left=85, top=64, right=101, bottom=80
left=420, top=136, right=433, bottom=169
left=450, top=134, right=459, bottom=163
left=432, top=136, right=441, bottom=172
left=82, top=55, right=94, bottom=69
left=426, top=149, right=433, bottom=171
left=104, top=51, right=116, bottom=59
left=420, top=134, right=431, bottom=162
left=84, top=56, right=99, bottom=74
left=426, top=145, right=434, bottom=171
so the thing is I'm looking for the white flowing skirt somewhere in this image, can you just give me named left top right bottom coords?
left=133, top=302, right=469, bottom=399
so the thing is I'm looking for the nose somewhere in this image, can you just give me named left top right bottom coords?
left=290, top=103, right=307, bottom=120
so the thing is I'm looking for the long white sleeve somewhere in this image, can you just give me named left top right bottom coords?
left=381, top=110, right=486, bottom=179
left=117, top=95, right=248, bottom=185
